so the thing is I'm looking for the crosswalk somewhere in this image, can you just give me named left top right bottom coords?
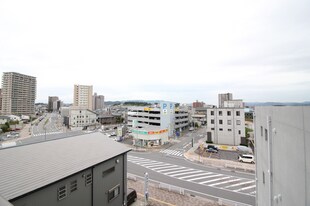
left=160, top=149, right=183, bottom=157
left=128, top=155, right=256, bottom=196
left=32, top=131, right=63, bottom=137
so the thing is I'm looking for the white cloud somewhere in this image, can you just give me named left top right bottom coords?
left=1, top=0, right=309, bottom=104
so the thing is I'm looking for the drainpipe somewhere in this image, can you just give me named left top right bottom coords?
left=267, top=116, right=273, bottom=206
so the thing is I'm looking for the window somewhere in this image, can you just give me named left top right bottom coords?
left=263, top=171, right=265, bottom=184
left=211, top=111, right=214, bottom=116
left=260, top=126, right=263, bottom=137
left=236, top=111, right=240, bottom=116
left=265, top=129, right=268, bottom=141
left=58, top=185, right=67, bottom=200
left=228, top=129, right=232, bottom=132
left=85, top=173, right=92, bottom=186
left=70, top=180, right=77, bottom=193
left=236, top=120, right=241, bottom=125
left=238, top=130, right=241, bottom=135
left=227, top=111, right=231, bottom=116
left=211, top=119, right=214, bottom=124
left=211, top=128, right=215, bottom=130
left=108, top=184, right=120, bottom=202
left=227, top=120, right=232, bottom=125
left=219, top=111, right=222, bottom=116
left=219, top=128, right=223, bottom=131
left=219, top=120, right=223, bottom=124
left=103, top=167, right=115, bottom=177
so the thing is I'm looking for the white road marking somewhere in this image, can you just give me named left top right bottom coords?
left=170, top=170, right=203, bottom=177
left=199, top=176, right=231, bottom=185
left=225, top=180, right=255, bottom=189
left=178, top=172, right=213, bottom=180
left=187, top=174, right=223, bottom=182
left=209, top=178, right=241, bottom=187
left=233, top=185, right=256, bottom=192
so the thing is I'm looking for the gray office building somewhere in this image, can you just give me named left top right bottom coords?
left=1, top=72, right=36, bottom=115
left=0, top=133, right=131, bottom=206
left=254, top=106, right=310, bottom=206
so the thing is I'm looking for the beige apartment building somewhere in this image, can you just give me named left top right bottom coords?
left=73, top=84, right=93, bottom=111
left=1, top=72, right=36, bottom=115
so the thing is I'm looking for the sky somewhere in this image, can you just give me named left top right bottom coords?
left=0, top=0, right=309, bottom=105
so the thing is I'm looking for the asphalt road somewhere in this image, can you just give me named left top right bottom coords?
left=127, top=128, right=255, bottom=206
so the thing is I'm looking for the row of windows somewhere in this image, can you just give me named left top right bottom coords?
left=210, top=111, right=241, bottom=116
left=260, top=126, right=268, bottom=141
left=58, top=167, right=117, bottom=201
left=210, top=119, right=241, bottom=125
left=211, top=128, right=242, bottom=134
left=57, top=173, right=92, bottom=201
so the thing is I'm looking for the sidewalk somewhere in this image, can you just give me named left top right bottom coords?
left=128, top=179, right=219, bottom=206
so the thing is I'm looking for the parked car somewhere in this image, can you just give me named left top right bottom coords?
left=205, top=144, right=218, bottom=152
left=127, top=188, right=137, bottom=206
left=189, top=127, right=194, bottom=131
left=207, top=147, right=218, bottom=153
left=238, top=154, right=255, bottom=164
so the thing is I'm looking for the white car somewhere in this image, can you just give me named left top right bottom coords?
left=238, top=154, right=255, bottom=164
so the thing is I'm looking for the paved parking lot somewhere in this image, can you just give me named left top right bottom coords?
left=195, top=148, right=241, bottom=162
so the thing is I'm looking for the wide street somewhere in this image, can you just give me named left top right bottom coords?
left=127, top=128, right=255, bottom=206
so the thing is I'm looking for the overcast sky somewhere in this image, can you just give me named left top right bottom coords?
left=0, top=0, right=309, bottom=104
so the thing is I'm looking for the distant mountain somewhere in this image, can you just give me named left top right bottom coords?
left=105, top=100, right=167, bottom=106
left=245, top=101, right=310, bottom=107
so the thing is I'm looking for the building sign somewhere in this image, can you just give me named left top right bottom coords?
left=144, top=107, right=152, bottom=111
left=132, top=129, right=168, bottom=135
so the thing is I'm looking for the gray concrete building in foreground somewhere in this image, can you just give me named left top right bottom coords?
left=254, top=106, right=310, bottom=206
left=0, top=133, right=131, bottom=206
left=1, top=72, right=36, bottom=115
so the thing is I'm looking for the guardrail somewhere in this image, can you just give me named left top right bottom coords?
left=158, top=183, right=185, bottom=195
left=127, top=173, right=253, bottom=206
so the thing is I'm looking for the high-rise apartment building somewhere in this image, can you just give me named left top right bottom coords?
left=218, top=93, right=233, bottom=108
left=0, top=88, right=2, bottom=113
left=92, top=93, right=105, bottom=111
left=1, top=72, right=36, bottom=115
left=255, top=106, right=310, bottom=206
left=73, top=85, right=93, bottom=111
left=48, top=96, right=59, bottom=112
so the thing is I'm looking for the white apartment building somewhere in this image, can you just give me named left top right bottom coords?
left=255, top=106, right=310, bottom=206
left=1, top=72, right=36, bottom=115
left=73, top=85, right=93, bottom=111
left=69, top=107, right=97, bottom=130
left=127, top=102, right=189, bottom=147
left=206, top=108, right=245, bottom=145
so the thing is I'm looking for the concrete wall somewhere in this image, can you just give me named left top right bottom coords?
left=11, top=154, right=127, bottom=206
left=255, top=106, right=310, bottom=206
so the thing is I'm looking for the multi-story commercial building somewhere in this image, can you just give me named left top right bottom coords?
left=206, top=108, right=245, bottom=145
left=218, top=93, right=233, bottom=108
left=47, top=96, right=59, bottom=112
left=127, top=102, right=189, bottom=147
left=73, top=85, right=93, bottom=111
left=1, top=72, right=36, bottom=115
left=92, top=93, right=105, bottom=111
left=0, top=133, right=130, bottom=206
left=69, top=107, right=97, bottom=129
left=254, top=106, right=310, bottom=206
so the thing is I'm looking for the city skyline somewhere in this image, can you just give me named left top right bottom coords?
left=1, top=0, right=309, bottom=104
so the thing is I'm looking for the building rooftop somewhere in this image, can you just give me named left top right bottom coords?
left=0, top=133, right=131, bottom=201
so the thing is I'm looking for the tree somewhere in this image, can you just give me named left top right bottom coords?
left=1, top=122, right=10, bottom=133
left=194, top=122, right=199, bottom=128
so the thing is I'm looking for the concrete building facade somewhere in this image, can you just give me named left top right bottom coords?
left=48, top=96, right=59, bottom=112
left=206, top=108, right=245, bottom=145
left=92, top=93, right=105, bottom=111
left=0, top=88, right=2, bottom=113
left=0, top=133, right=131, bottom=206
left=69, top=107, right=97, bottom=129
left=254, top=106, right=310, bottom=206
left=127, top=102, right=189, bottom=147
left=193, top=100, right=204, bottom=108
left=73, top=85, right=93, bottom=111
left=1, top=72, right=36, bottom=115
left=218, top=93, right=233, bottom=108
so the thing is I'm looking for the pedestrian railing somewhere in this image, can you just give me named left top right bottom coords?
left=158, top=183, right=185, bottom=195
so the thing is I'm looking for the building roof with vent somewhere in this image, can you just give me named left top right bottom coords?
left=0, top=132, right=131, bottom=201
